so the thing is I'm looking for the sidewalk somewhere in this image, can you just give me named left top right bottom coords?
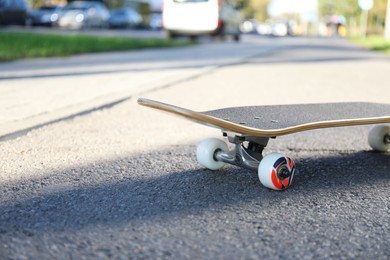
left=0, top=35, right=285, bottom=141
left=0, top=55, right=213, bottom=140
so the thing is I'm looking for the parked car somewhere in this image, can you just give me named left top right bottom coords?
left=56, top=1, right=109, bottom=29
left=149, top=13, right=162, bottom=30
left=162, top=0, right=242, bottom=41
left=271, top=22, right=288, bottom=37
left=256, top=22, right=272, bottom=36
left=0, top=0, right=32, bottom=26
left=108, top=8, right=141, bottom=28
left=240, top=19, right=257, bottom=34
left=31, top=5, right=62, bottom=26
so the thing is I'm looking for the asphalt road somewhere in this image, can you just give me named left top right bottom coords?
left=0, top=35, right=389, bottom=259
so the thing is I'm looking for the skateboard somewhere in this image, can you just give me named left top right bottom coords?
left=138, top=98, right=390, bottom=190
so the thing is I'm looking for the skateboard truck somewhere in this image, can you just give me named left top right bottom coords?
left=216, top=132, right=294, bottom=184
left=215, top=133, right=269, bottom=171
left=197, top=133, right=297, bottom=190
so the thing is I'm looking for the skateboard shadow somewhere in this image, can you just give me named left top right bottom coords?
left=0, top=148, right=388, bottom=234
left=295, top=150, right=389, bottom=189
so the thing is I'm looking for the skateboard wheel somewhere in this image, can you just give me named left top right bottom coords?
left=258, top=153, right=296, bottom=190
left=196, top=138, right=228, bottom=170
left=368, top=125, right=390, bottom=152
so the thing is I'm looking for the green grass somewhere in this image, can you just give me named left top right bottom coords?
left=350, top=36, right=390, bottom=54
left=0, top=32, right=193, bottom=61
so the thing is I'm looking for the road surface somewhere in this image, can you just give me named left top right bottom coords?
left=0, top=35, right=389, bottom=259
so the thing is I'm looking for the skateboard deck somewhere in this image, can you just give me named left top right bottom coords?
left=138, top=98, right=390, bottom=137
left=138, top=98, right=390, bottom=190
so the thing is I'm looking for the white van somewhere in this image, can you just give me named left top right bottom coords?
left=162, top=0, right=242, bottom=41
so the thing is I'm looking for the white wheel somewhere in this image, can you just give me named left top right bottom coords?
left=258, top=153, right=296, bottom=190
left=196, top=138, right=228, bottom=170
left=368, top=125, right=390, bottom=152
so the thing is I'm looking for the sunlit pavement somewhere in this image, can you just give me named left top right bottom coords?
left=0, top=33, right=281, bottom=140
left=0, top=34, right=389, bottom=258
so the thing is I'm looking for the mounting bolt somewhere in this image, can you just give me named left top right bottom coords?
left=384, top=134, right=390, bottom=144
left=277, top=165, right=291, bottom=180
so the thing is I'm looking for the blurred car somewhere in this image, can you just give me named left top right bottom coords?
left=56, top=1, right=109, bottom=29
left=149, top=13, right=162, bottom=30
left=261, top=19, right=298, bottom=37
left=271, top=22, right=288, bottom=37
left=256, top=22, right=272, bottom=36
left=108, top=8, right=141, bottom=28
left=0, top=0, right=32, bottom=26
left=31, top=5, right=62, bottom=26
left=163, top=0, right=242, bottom=41
left=240, top=19, right=256, bottom=34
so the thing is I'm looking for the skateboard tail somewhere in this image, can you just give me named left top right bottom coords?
left=138, top=98, right=238, bottom=132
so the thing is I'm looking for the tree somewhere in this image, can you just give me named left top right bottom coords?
left=318, top=0, right=388, bottom=35
left=249, top=0, right=270, bottom=21
left=234, top=0, right=270, bottom=21
left=367, top=0, right=387, bottom=34
left=318, top=0, right=360, bottom=18
left=103, top=0, right=124, bottom=9
left=28, top=0, right=67, bottom=8
left=385, top=0, right=390, bottom=39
